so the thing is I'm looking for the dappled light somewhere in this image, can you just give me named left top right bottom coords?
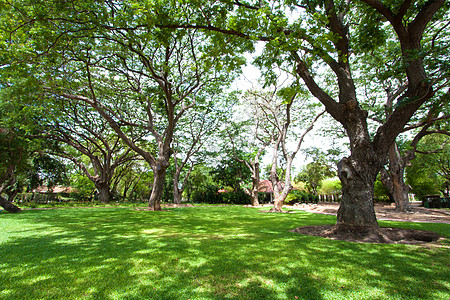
left=1, top=206, right=449, bottom=299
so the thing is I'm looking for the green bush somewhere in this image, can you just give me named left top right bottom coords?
left=192, top=186, right=251, bottom=204
left=374, top=179, right=393, bottom=203
left=285, top=190, right=318, bottom=205
left=222, top=190, right=251, bottom=204
left=318, top=178, right=342, bottom=195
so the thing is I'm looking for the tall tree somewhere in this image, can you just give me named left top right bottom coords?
left=225, top=90, right=277, bottom=206
left=353, top=5, right=450, bottom=211
left=160, top=0, right=447, bottom=230
left=2, top=1, right=245, bottom=210
left=244, top=87, right=324, bottom=212
left=171, top=98, right=229, bottom=204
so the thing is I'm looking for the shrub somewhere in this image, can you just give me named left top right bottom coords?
left=318, top=178, right=342, bottom=195
left=222, top=190, right=251, bottom=205
left=284, top=190, right=318, bottom=205
left=192, top=186, right=251, bottom=204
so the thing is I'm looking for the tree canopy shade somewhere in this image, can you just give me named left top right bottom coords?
left=1, top=0, right=246, bottom=210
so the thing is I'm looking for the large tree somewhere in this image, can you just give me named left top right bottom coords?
left=2, top=0, right=245, bottom=210
left=353, top=7, right=450, bottom=212
left=156, top=0, right=447, bottom=230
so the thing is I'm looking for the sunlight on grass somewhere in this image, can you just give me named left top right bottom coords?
left=0, top=206, right=449, bottom=299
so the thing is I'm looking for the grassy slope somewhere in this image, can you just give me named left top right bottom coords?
left=0, top=206, right=449, bottom=300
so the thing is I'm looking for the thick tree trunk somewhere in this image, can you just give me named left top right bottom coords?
left=148, top=166, right=167, bottom=211
left=336, top=157, right=379, bottom=232
left=270, top=195, right=283, bottom=212
left=96, top=183, right=111, bottom=203
left=391, top=178, right=411, bottom=212
left=0, top=195, right=21, bottom=213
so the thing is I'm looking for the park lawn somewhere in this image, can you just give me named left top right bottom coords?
left=0, top=206, right=449, bottom=300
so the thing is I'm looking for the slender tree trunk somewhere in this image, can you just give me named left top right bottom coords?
left=270, top=195, right=283, bottom=212
left=336, top=157, right=379, bottom=232
left=0, top=195, right=21, bottom=213
left=173, top=176, right=182, bottom=204
left=269, top=174, right=283, bottom=212
left=386, top=143, right=412, bottom=212
left=249, top=161, right=260, bottom=206
left=250, top=175, right=260, bottom=206
left=172, top=170, right=185, bottom=204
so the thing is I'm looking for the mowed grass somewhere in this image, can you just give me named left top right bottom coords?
left=0, top=206, right=449, bottom=300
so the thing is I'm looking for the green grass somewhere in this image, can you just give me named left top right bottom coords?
left=0, top=206, right=449, bottom=300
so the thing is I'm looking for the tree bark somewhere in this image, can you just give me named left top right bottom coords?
left=269, top=135, right=283, bottom=212
left=270, top=196, right=283, bottom=212
left=173, top=174, right=182, bottom=204
left=269, top=163, right=293, bottom=212
left=148, top=159, right=169, bottom=211
left=0, top=195, right=21, bottom=213
left=380, top=143, right=412, bottom=212
left=95, top=182, right=111, bottom=203
left=250, top=172, right=260, bottom=206
left=336, top=157, right=379, bottom=232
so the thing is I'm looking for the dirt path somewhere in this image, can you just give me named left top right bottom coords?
left=287, top=202, right=450, bottom=224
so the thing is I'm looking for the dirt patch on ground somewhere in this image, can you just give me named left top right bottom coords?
left=290, top=225, right=442, bottom=244
left=285, top=202, right=449, bottom=244
left=163, top=204, right=195, bottom=208
left=288, top=202, right=450, bottom=223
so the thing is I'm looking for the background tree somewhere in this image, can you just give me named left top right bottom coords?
left=110, top=159, right=151, bottom=201
left=224, top=90, right=279, bottom=206
left=27, top=154, right=68, bottom=192
left=42, top=100, right=139, bottom=203
left=296, top=148, right=335, bottom=195
left=245, top=86, right=324, bottom=212
left=407, top=134, right=450, bottom=199
left=171, top=97, right=229, bottom=204
left=184, top=164, right=216, bottom=202
left=211, top=154, right=252, bottom=193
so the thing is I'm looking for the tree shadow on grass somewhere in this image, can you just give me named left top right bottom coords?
left=0, top=207, right=449, bottom=299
